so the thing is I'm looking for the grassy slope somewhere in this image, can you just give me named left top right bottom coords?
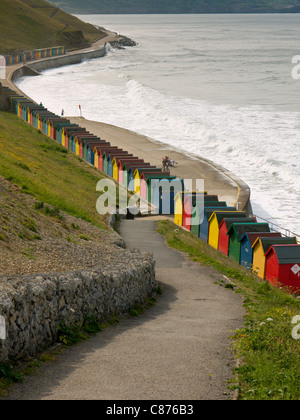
left=157, top=220, right=300, bottom=400
left=0, top=110, right=109, bottom=229
left=0, top=0, right=106, bottom=54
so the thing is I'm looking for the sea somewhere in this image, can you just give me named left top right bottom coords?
left=16, top=14, right=300, bottom=236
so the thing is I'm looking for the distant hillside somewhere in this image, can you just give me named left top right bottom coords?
left=48, top=0, right=300, bottom=14
left=0, top=0, right=106, bottom=54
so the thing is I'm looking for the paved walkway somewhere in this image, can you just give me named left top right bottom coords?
left=4, top=219, right=244, bottom=400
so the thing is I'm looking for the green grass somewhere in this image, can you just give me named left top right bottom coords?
left=157, top=220, right=300, bottom=400
left=0, top=110, right=109, bottom=229
left=0, top=0, right=106, bottom=54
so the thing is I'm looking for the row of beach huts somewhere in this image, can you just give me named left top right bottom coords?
left=3, top=47, right=66, bottom=65
left=1, top=85, right=178, bottom=203
left=2, top=85, right=300, bottom=294
left=173, top=191, right=300, bottom=294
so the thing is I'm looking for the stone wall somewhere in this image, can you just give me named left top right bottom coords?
left=0, top=251, right=156, bottom=363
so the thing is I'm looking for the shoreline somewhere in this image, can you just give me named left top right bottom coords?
left=1, top=29, right=252, bottom=215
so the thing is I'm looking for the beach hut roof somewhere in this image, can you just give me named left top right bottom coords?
left=129, top=166, right=159, bottom=173
left=90, top=142, right=111, bottom=150
left=209, top=211, right=245, bottom=225
left=109, top=152, right=132, bottom=161
left=265, top=244, right=300, bottom=264
left=64, top=126, right=82, bottom=133
left=220, top=217, right=256, bottom=231
left=204, top=201, right=227, bottom=207
left=101, top=147, right=123, bottom=155
left=118, top=158, right=144, bottom=166
left=240, top=232, right=281, bottom=247
left=204, top=207, right=236, bottom=219
left=141, top=173, right=176, bottom=181
left=252, top=236, right=297, bottom=253
left=123, top=163, right=154, bottom=171
left=134, top=168, right=162, bottom=176
left=227, top=223, right=270, bottom=239
left=82, top=138, right=104, bottom=145
left=107, top=152, right=129, bottom=159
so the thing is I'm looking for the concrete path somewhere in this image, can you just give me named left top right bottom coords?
left=3, top=219, right=244, bottom=400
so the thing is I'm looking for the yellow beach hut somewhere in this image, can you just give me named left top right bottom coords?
left=252, top=236, right=297, bottom=279
left=134, top=168, right=163, bottom=195
left=208, top=211, right=243, bottom=250
left=112, top=157, right=119, bottom=182
left=174, top=192, right=185, bottom=226
left=174, top=191, right=208, bottom=227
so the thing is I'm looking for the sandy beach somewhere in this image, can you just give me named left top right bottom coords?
left=69, top=116, right=252, bottom=213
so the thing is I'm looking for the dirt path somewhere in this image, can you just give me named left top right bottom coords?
left=3, top=219, right=244, bottom=400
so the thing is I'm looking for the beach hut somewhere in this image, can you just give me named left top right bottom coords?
left=48, top=118, right=67, bottom=140
left=86, top=140, right=109, bottom=166
left=133, top=168, right=163, bottom=195
left=52, top=120, right=72, bottom=145
left=218, top=217, right=256, bottom=256
left=64, top=127, right=83, bottom=152
left=102, top=148, right=124, bottom=174
left=74, top=132, right=90, bottom=157
left=174, top=191, right=210, bottom=227
left=265, top=244, right=300, bottom=294
left=208, top=211, right=245, bottom=250
left=142, top=174, right=178, bottom=209
left=252, top=236, right=297, bottom=279
left=128, top=167, right=160, bottom=192
left=122, top=163, right=155, bottom=188
left=89, top=142, right=107, bottom=166
left=80, top=137, right=103, bottom=161
left=227, top=223, right=270, bottom=264
left=182, top=192, right=214, bottom=231
left=199, top=206, right=236, bottom=242
left=61, top=124, right=80, bottom=148
left=240, top=232, right=282, bottom=270
left=190, top=201, right=228, bottom=237
left=112, top=157, right=120, bottom=181
left=117, top=158, right=145, bottom=185
left=107, top=152, right=132, bottom=178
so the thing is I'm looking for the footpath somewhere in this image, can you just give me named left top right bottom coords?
left=4, top=219, right=244, bottom=400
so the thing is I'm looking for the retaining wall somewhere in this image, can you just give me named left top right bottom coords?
left=0, top=252, right=156, bottom=363
left=11, top=46, right=106, bottom=83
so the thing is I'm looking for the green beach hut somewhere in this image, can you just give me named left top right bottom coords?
left=227, top=222, right=270, bottom=264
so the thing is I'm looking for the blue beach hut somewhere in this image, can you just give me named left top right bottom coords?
left=240, top=232, right=282, bottom=269
left=199, top=206, right=236, bottom=242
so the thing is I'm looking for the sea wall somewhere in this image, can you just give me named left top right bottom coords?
left=0, top=252, right=156, bottom=363
left=10, top=46, right=106, bottom=83
left=5, top=47, right=66, bottom=66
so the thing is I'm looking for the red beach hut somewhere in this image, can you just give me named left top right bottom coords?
left=182, top=192, right=208, bottom=231
left=265, top=244, right=300, bottom=294
left=218, top=217, right=256, bottom=256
